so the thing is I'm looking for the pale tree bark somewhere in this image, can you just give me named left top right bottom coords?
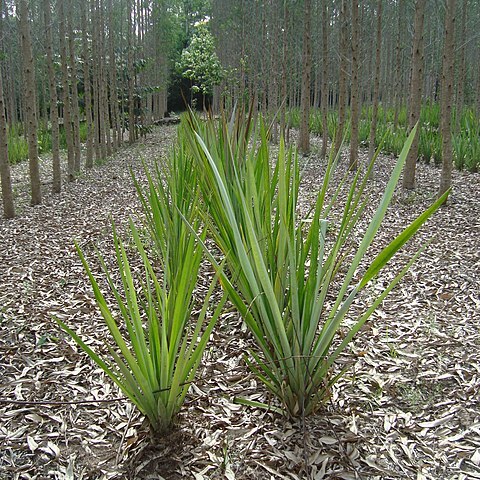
left=43, top=0, right=61, bottom=193
left=268, top=0, right=282, bottom=143
left=127, top=0, right=136, bottom=143
left=58, top=0, right=75, bottom=180
left=320, top=0, right=329, bottom=159
left=17, top=0, right=41, bottom=205
left=261, top=2, right=267, bottom=118
left=349, top=0, right=360, bottom=170
left=269, top=0, right=279, bottom=144
left=439, top=0, right=456, bottom=197
left=67, top=2, right=81, bottom=173
left=0, top=72, right=13, bottom=218
left=368, top=0, right=383, bottom=163
left=99, top=0, right=112, bottom=155
left=0, top=0, right=14, bottom=218
left=90, top=0, right=101, bottom=160
left=92, top=0, right=106, bottom=159
left=108, top=0, right=120, bottom=150
left=393, top=0, right=405, bottom=129
left=477, top=46, right=480, bottom=117
left=81, top=1, right=94, bottom=168
left=455, top=0, right=466, bottom=132
left=1, top=4, right=16, bottom=127
left=334, top=0, right=349, bottom=157
left=402, top=0, right=426, bottom=190
left=279, top=0, right=288, bottom=139
left=298, top=0, right=312, bottom=154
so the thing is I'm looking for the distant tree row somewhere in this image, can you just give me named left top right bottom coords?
left=0, top=0, right=184, bottom=218
left=210, top=0, right=480, bottom=194
left=1, top=0, right=479, bottom=219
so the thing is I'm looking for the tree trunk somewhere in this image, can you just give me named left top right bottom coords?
left=81, top=1, right=94, bottom=168
left=90, top=0, right=101, bottom=160
left=99, top=0, right=112, bottom=155
left=455, top=0, right=466, bottom=132
left=43, top=0, right=61, bottom=193
left=108, top=0, right=120, bottom=150
left=298, top=0, right=312, bottom=154
left=0, top=0, right=14, bottom=218
left=439, top=0, right=456, bottom=197
left=334, top=0, right=349, bottom=157
left=269, top=1, right=279, bottom=144
left=67, top=2, right=81, bottom=173
left=127, top=0, right=136, bottom=143
left=58, top=0, right=75, bottom=181
left=0, top=71, right=13, bottom=217
left=320, top=0, right=329, bottom=159
left=93, top=0, right=106, bottom=159
left=349, top=0, right=360, bottom=170
left=279, top=0, right=288, bottom=140
left=393, top=0, right=404, bottom=129
left=17, top=0, right=41, bottom=205
left=402, top=0, right=426, bottom=190
left=368, top=0, right=383, bottom=163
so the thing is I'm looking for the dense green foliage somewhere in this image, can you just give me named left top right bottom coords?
left=180, top=111, right=448, bottom=417
left=7, top=122, right=89, bottom=164
left=288, top=105, right=480, bottom=172
left=57, top=132, right=226, bottom=433
left=176, top=22, right=223, bottom=102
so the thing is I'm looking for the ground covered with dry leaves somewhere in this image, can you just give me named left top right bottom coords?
left=0, top=125, right=479, bottom=480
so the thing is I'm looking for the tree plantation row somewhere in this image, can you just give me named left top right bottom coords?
left=1, top=0, right=480, bottom=220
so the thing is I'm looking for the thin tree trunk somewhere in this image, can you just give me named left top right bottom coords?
left=90, top=0, right=101, bottom=160
left=127, top=0, right=136, bottom=143
left=95, top=0, right=107, bottom=159
left=279, top=0, right=288, bottom=139
left=81, top=1, right=94, bottom=168
left=439, top=0, right=456, bottom=197
left=0, top=0, right=14, bottom=218
left=298, top=0, right=312, bottom=154
left=334, top=0, right=349, bottom=157
left=349, top=0, right=360, bottom=170
left=58, top=0, right=75, bottom=180
left=455, top=0, right=466, bottom=132
left=368, top=0, right=383, bottom=163
left=393, top=0, right=404, bottom=129
left=402, top=0, right=426, bottom=190
left=269, top=1, right=279, bottom=144
left=44, top=0, right=61, bottom=193
left=0, top=71, right=13, bottom=217
left=108, top=0, right=120, bottom=150
left=98, top=0, right=111, bottom=155
left=17, top=0, right=41, bottom=204
left=477, top=58, right=480, bottom=117
left=320, top=0, right=329, bottom=159
left=67, top=3, right=81, bottom=173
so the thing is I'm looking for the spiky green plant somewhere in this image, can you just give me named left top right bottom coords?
left=57, top=134, right=226, bottom=434
left=183, top=110, right=448, bottom=418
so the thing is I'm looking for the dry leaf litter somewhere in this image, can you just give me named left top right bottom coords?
left=0, top=126, right=478, bottom=480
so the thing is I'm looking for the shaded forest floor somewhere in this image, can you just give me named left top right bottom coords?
left=0, top=125, right=479, bottom=480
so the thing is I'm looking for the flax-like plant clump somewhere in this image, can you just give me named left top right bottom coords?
left=181, top=110, right=448, bottom=418
left=57, top=109, right=447, bottom=431
left=57, top=132, right=226, bottom=434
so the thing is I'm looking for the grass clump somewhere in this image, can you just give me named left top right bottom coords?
left=182, top=110, right=448, bottom=418
left=57, top=130, right=226, bottom=434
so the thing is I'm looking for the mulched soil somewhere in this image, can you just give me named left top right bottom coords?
left=0, top=125, right=479, bottom=480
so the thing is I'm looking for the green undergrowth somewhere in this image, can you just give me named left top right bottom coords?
left=7, top=121, right=89, bottom=164
left=288, top=104, right=479, bottom=172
